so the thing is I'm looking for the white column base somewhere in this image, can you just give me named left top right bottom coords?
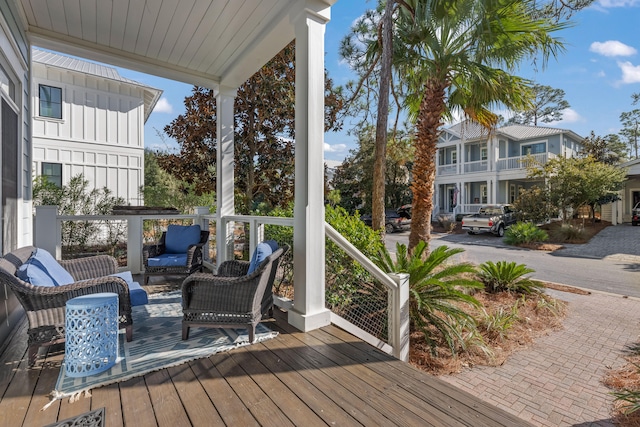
left=287, top=307, right=331, bottom=332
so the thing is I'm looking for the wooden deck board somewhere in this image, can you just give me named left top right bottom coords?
left=0, top=306, right=532, bottom=427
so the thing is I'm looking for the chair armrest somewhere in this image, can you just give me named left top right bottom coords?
left=217, top=260, right=250, bottom=277
left=142, top=243, right=166, bottom=264
left=17, top=276, right=132, bottom=313
left=60, top=255, right=118, bottom=281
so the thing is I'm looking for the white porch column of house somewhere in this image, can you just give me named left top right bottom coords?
left=289, top=2, right=332, bottom=331
left=216, top=86, right=237, bottom=267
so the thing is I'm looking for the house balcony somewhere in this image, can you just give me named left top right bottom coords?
left=437, top=163, right=458, bottom=175
left=463, top=160, right=488, bottom=173
left=496, top=152, right=556, bottom=171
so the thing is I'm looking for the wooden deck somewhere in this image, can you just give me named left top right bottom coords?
left=0, top=307, right=531, bottom=427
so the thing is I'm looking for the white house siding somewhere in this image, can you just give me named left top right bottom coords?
left=0, top=1, right=31, bottom=347
left=31, top=53, right=159, bottom=205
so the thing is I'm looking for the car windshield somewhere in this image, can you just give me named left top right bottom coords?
left=479, top=207, right=501, bottom=215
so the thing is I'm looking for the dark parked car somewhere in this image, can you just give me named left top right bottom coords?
left=633, top=202, right=640, bottom=226
left=361, top=205, right=412, bottom=233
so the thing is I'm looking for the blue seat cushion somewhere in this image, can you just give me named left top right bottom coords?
left=109, top=271, right=148, bottom=306
left=17, top=248, right=74, bottom=287
left=147, top=253, right=188, bottom=267
left=165, top=224, right=201, bottom=254
left=128, top=281, right=148, bottom=306
left=247, top=242, right=273, bottom=274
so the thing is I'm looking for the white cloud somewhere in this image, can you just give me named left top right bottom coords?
left=618, top=61, right=640, bottom=84
left=153, top=97, right=173, bottom=114
left=590, top=41, right=637, bottom=57
left=557, top=108, right=582, bottom=123
left=597, top=0, right=640, bottom=7
left=324, top=143, right=347, bottom=153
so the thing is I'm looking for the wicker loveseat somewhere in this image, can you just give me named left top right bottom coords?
left=0, top=246, right=136, bottom=366
left=182, top=243, right=289, bottom=343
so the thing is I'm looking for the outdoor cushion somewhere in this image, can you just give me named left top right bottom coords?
left=165, top=224, right=201, bottom=254
left=17, top=248, right=74, bottom=287
left=247, top=242, right=273, bottom=274
left=264, top=240, right=279, bottom=252
left=147, top=253, right=188, bottom=267
left=110, top=271, right=148, bottom=306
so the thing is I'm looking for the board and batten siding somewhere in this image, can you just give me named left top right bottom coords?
left=32, top=62, right=146, bottom=205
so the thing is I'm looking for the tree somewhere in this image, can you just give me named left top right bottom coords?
left=507, top=84, right=570, bottom=126
left=395, top=0, right=568, bottom=251
left=141, top=149, right=215, bottom=213
left=619, top=109, right=640, bottom=159
left=330, top=125, right=413, bottom=215
left=159, top=41, right=344, bottom=214
left=527, top=156, right=627, bottom=224
left=579, top=131, right=627, bottom=165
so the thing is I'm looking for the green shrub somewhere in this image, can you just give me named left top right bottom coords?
left=504, top=222, right=548, bottom=245
left=325, top=205, right=384, bottom=309
left=374, top=241, right=483, bottom=355
left=478, top=261, right=543, bottom=294
left=551, top=224, right=586, bottom=242
left=478, top=305, right=520, bottom=342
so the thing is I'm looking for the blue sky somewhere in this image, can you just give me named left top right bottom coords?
left=117, top=0, right=640, bottom=163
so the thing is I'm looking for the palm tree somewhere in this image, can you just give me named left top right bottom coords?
left=394, top=0, right=569, bottom=251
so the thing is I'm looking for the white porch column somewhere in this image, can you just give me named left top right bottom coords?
left=289, top=2, right=332, bottom=332
left=216, top=86, right=237, bottom=267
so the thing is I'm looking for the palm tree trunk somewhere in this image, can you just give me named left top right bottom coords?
left=408, top=79, right=447, bottom=252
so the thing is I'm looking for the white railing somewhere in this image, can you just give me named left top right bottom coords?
left=437, top=164, right=457, bottom=175
left=33, top=206, right=410, bottom=361
left=463, top=160, right=488, bottom=173
left=496, top=152, right=553, bottom=171
left=325, top=223, right=409, bottom=361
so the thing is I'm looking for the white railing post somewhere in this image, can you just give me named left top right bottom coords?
left=35, top=206, right=61, bottom=258
left=127, top=216, right=143, bottom=274
left=388, top=273, right=410, bottom=362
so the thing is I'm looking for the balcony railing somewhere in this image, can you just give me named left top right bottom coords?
left=496, top=152, right=554, bottom=171
left=463, top=160, right=488, bottom=173
left=33, top=206, right=410, bottom=361
left=437, top=164, right=457, bottom=175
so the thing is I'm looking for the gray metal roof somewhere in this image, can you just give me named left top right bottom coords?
left=443, top=121, right=583, bottom=142
left=32, top=48, right=162, bottom=122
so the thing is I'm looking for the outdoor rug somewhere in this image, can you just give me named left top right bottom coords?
left=48, top=291, right=278, bottom=405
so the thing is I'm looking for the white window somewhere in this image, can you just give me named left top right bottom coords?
left=481, top=146, right=488, bottom=161
left=521, top=142, right=545, bottom=155
left=451, top=151, right=457, bottom=164
left=39, top=84, right=62, bottom=119
left=480, top=185, right=488, bottom=204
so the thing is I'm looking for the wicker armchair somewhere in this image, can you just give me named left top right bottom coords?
left=142, top=228, right=209, bottom=284
left=181, top=244, right=288, bottom=343
left=0, top=246, right=135, bottom=366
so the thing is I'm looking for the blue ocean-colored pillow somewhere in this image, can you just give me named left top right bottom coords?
left=247, top=242, right=273, bottom=274
left=165, top=224, right=201, bottom=254
left=17, top=248, right=74, bottom=287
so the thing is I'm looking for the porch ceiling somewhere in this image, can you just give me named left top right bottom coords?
left=16, top=0, right=335, bottom=89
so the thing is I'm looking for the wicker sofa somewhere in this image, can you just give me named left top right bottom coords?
left=181, top=244, right=289, bottom=343
left=0, top=246, right=136, bottom=366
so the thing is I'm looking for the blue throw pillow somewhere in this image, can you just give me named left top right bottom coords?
left=165, top=224, right=202, bottom=254
left=247, top=242, right=273, bottom=274
left=17, top=248, right=74, bottom=287
left=264, top=240, right=279, bottom=252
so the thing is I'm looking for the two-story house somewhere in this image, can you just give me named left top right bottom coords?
left=31, top=48, right=162, bottom=204
left=434, top=121, right=583, bottom=219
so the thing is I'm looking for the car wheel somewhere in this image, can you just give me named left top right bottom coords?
left=633, top=221, right=638, bottom=226
left=496, top=225, right=505, bottom=237
left=467, top=231, right=476, bottom=235
left=385, top=223, right=395, bottom=234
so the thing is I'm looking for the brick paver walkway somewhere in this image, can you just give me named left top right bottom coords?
left=441, top=289, right=640, bottom=426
